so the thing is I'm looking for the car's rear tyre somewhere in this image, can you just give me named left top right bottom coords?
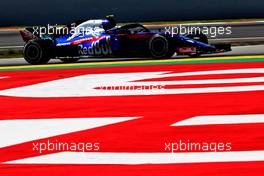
left=24, top=40, right=52, bottom=65
left=60, top=58, right=80, bottom=63
left=149, top=34, right=174, bottom=58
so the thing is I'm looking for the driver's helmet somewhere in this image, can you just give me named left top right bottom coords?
left=102, top=15, right=117, bottom=30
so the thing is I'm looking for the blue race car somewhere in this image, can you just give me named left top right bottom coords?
left=20, top=16, right=231, bottom=64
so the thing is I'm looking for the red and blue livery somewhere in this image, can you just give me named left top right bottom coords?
left=20, top=16, right=231, bottom=64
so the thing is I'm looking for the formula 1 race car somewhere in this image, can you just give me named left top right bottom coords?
left=20, top=15, right=231, bottom=64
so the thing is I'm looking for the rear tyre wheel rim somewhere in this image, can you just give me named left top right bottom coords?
left=25, top=44, right=41, bottom=61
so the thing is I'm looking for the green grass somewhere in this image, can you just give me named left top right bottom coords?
left=0, top=49, right=23, bottom=58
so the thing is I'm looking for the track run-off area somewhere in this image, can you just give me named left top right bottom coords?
left=0, top=55, right=264, bottom=176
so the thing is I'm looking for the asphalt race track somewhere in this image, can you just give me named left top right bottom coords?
left=0, top=45, right=263, bottom=66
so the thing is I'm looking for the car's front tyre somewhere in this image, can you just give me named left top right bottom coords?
left=24, top=40, right=52, bottom=65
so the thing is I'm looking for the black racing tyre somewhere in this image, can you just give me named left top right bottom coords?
left=60, top=58, right=80, bottom=63
left=23, top=40, right=52, bottom=65
left=149, top=34, right=175, bottom=58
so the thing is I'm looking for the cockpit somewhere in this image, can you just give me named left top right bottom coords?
left=106, top=23, right=150, bottom=34
left=74, top=20, right=107, bottom=33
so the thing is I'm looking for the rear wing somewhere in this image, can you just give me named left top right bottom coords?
left=20, top=25, right=74, bottom=42
left=19, top=28, right=40, bottom=42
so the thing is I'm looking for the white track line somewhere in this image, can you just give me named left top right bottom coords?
left=1, top=68, right=264, bottom=97
left=0, top=117, right=139, bottom=148
left=133, top=77, right=264, bottom=85
left=172, top=114, right=264, bottom=126
left=5, top=150, right=264, bottom=164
